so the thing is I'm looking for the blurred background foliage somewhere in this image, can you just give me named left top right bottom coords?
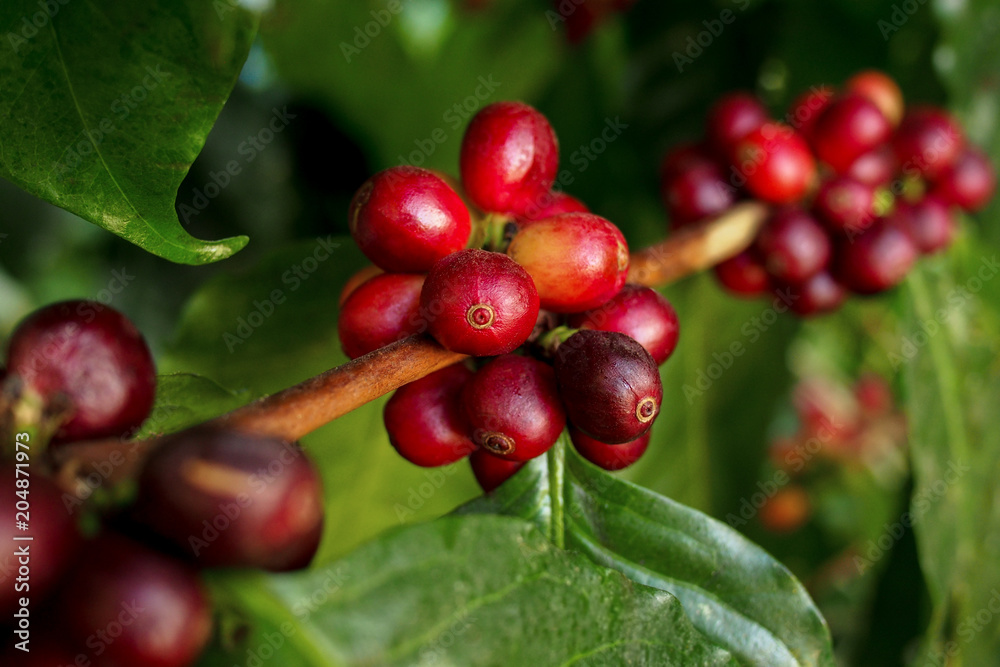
left=2, top=0, right=999, bottom=664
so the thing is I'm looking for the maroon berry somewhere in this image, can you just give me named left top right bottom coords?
left=554, top=330, right=662, bottom=444
left=134, top=429, right=324, bottom=571
left=892, top=197, right=956, bottom=254
left=517, top=190, right=589, bottom=225
left=338, top=264, right=383, bottom=306
left=845, top=70, right=904, bottom=127
left=787, top=86, right=834, bottom=143
left=845, top=145, right=897, bottom=187
left=349, top=166, right=471, bottom=272
left=470, top=449, right=526, bottom=493
left=463, top=355, right=565, bottom=461
left=930, top=146, right=996, bottom=212
left=781, top=271, right=846, bottom=317
left=755, top=209, right=831, bottom=282
left=813, top=95, right=893, bottom=173
left=706, top=92, right=769, bottom=158
left=732, top=124, right=816, bottom=204
left=567, top=285, right=679, bottom=365
left=833, top=220, right=917, bottom=294
left=460, top=101, right=559, bottom=216
left=570, top=427, right=650, bottom=471
left=421, top=249, right=539, bottom=356
left=893, top=107, right=966, bottom=179
left=339, top=273, right=425, bottom=359
left=659, top=142, right=716, bottom=182
left=5, top=300, right=156, bottom=443
left=714, top=250, right=772, bottom=297
left=814, top=176, right=878, bottom=234
left=384, top=364, right=477, bottom=467
left=507, top=212, right=629, bottom=312
left=663, top=161, right=736, bottom=227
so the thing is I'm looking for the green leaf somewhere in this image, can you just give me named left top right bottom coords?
left=199, top=515, right=736, bottom=666
left=0, top=1, right=257, bottom=264
left=458, top=439, right=835, bottom=667
left=135, top=372, right=250, bottom=439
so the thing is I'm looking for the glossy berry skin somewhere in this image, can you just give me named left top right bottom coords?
left=0, top=468, right=80, bottom=615
left=384, top=364, right=477, bottom=467
left=893, top=107, right=965, bottom=179
left=470, top=449, right=526, bottom=493
left=705, top=92, right=769, bottom=158
left=567, top=285, right=679, bottom=365
left=813, top=176, right=878, bottom=235
left=338, top=264, right=383, bottom=306
left=845, top=70, right=904, bottom=126
left=463, top=355, right=565, bottom=461
left=339, top=273, right=425, bottom=359
left=349, top=166, right=471, bottom=272
left=755, top=209, right=831, bottom=283
left=6, top=300, right=156, bottom=443
left=733, top=124, right=816, bottom=204
left=506, top=213, right=629, bottom=312
left=930, top=146, right=996, bottom=212
left=781, top=270, right=846, bottom=317
left=787, top=86, right=834, bottom=142
left=663, top=161, right=736, bottom=227
left=892, top=197, right=956, bottom=255
left=58, top=534, right=212, bottom=667
left=845, top=145, right=897, bottom=187
left=812, top=95, right=893, bottom=173
left=517, top=190, right=589, bottom=225
left=833, top=220, right=918, bottom=294
left=554, top=330, right=662, bottom=444
left=421, top=249, right=539, bottom=356
left=570, top=427, right=650, bottom=471
left=134, top=429, right=324, bottom=571
left=714, top=250, right=772, bottom=297
left=460, top=101, right=559, bottom=216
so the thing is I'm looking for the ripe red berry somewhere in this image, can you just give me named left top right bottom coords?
left=787, top=86, right=834, bottom=143
left=134, top=429, right=324, bottom=571
left=833, top=219, right=917, bottom=294
left=714, top=250, right=772, bottom=297
left=780, top=270, right=846, bottom=317
left=349, top=166, right=471, bottom=272
left=463, top=355, right=565, bottom=461
left=844, top=70, right=904, bottom=127
left=567, top=285, right=679, bottom=365
left=892, top=197, right=956, bottom=255
left=421, top=249, right=539, bottom=356
left=384, top=364, right=477, bottom=467
left=570, top=427, right=650, bottom=471
left=930, top=146, right=996, bottom=212
left=732, top=124, right=816, bottom=204
left=812, top=95, right=893, bottom=173
left=813, top=176, right=878, bottom=235
left=338, top=264, right=383, bottom=306
left=460, top=101, right=559, bottom=216
left=893, top=107, right=966, bottom=179
left=339, top=273, right=425, bottom=359
left=706, top=92, right=769, bottom=158
left=5, top=300, right=156, bottom=443
left=506, top=212, right=629, bottom=312
left=554, top=330, right=662, bottom=444
left=470, top=448, right=526, bottom=493
left=844, top=145, right=897, bottom=187
left=755, top=209, right=831, bottom=283
left=517, top=190, right=589, bottom=225
left=662, top=161, right=736, bottom=227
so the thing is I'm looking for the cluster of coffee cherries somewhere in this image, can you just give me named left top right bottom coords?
left=340, top=101, right=678, bottom=491
left=0, top=301, right=324, bottom=666
left=660, top=69, right=997, bottom=317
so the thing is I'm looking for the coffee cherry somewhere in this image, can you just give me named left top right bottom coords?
left=5, top=300, right=156, bottom=443
left=893, top=107, right=965, bottom=179
left=930, top=146, right=996, bottom=212
left=567, top=285, right=679, bottom=365
left=570, top=427, right=650, bottom=471
left=517, top=190, right=589, bottom=225
left=755, top=209, right=831, bottom=283
left=759, top=485, right=811, bottom=533
left=663, top=161, right=736, bottom=227
left=812, top=95, right=893, bottom=173
left=705, top=92, right=769, bottom=158
left=813, top=176, right=878, bottom=235
left=339, top=273, right=425, bottom=359
left=134, top=428, right=324, bottom=571
left=470, top=448, right=526, bottom=493
left=338, top=264, right=383, bottom=306
left=781, top=270, right=846, bottom=317
left=58, top=534, right=212, bottom=667
left=732, top=124, right=816, bottom=204
left=714, top=250, right=772, bottom=297
left=506, top=212, right=629, bottom=312
left=349, top=166, right=471, bottom=272
left=833, top=219, right=917, bottom=294
left=463, top=355, right=565, bottom=461
left=787, top=86, right=834, bottom=143
left=845, top=70, right=904, bottom=127
left=460, top=101, right=559, bottom=215
left=892, top=197, right=956, bottom=255
left=660, top=142, right=716, bottom=182
left=384, top=364, right=477, bottom=467
left=844, top=145, right=897, bottom=187
left=554, top=330, right=662, bottom=444
left=421, top=249, right=539, bottom=356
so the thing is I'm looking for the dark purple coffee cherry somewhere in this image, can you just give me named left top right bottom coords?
left=570, top=427, right=650, bottom=471
left=469, top=448, right=526, bottom=493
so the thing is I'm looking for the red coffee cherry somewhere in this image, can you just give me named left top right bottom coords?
left=759, top=485, right=811, bottom=533
left=732, top=124, right=816, bottom=204
left=134, top=429, right=324, bottom=571
left=892, top=197, right=956, bottom=255
left=787, top=86, right=834, bottom=143
left=460, top=101, right=559, bottom=216
left=844, top=145, right=897, bottom=187
left=705, top=92, right=769, bottom=158
left=755, top=209, right=831, bottom=283
left=662, top=161, right=736, bottom=228
left=338, top=264, right=383, bottom=306
left=812, top=95, right=893, bottom=173
left=930, top=146, right=996, bottom=212
left=463, top=355, right=565, bottom=461
left=570, top=427, right=650, bottom=471
left=349, top=166, right=471, bottom=272
left=338, top=273, right=425, bottom=359
left=506, top=212, right=629, bottom=312
left=421, top=249, right=539, bottom=356
left=470, top=448, right=526, bottom=493
left=833, top=219, right=918, bottom=294
left=714, top=250, right=772, bottom=297
left=384, top=364, right=477, bottom=467
left=845, top=70, right=904, bottom=127
left=813, top=176, right=878, bottom=235
left=893, top=106, right=966, bottom=179
left=567, top=285, right=680, bottom=365
left=554, top=330, right=662, bottom=444
left=780, top=270, right=846, bottom=317
left=5, top=300, right=156, bottom=443
left=517, top=190, right=589, bottom=225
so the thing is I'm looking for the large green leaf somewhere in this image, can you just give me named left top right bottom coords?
left=0, top=1, right=257, bottom=263
left=199, top=515, right=736, bottom=666
left=458, top=439, right=835, bottom=667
